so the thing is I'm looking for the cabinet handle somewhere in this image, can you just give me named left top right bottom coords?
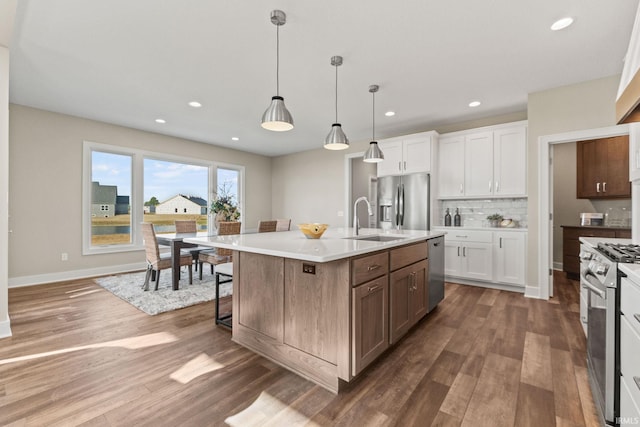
left=459, top=184, right=463, bottom=194
left=489, top=180, right=492, bottom=192
left=367, top=264, right=381, bottom=271
left=463, top=247, right=466, bottom=257
left=596, top=182, right=600, bottom=193
left=634, top=313, right=640, bottom=324
left=398, top=161, right=402, bottom=172
left=367, top=285, right=381, bottom=293
left=455, top=235, right=468, bottom=238
left=499, top=237, right=502, bottom=249
left=404, top=160, right=407, bottom=171
left=457, top=246, right=460, bottom=256
left=495, top=181, right=500, bottom=193
left=635, top=376, right=640, bottom=391
left=603, top=182, right=607, bottom=192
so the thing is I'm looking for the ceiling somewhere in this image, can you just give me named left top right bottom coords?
left=8, top=0, right=640, bottom=157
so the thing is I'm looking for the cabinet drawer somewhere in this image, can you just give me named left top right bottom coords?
left=620, top=374, right=640, bottom=423
left=621, top=278, right=640, bottom=337
left=621, top=315, right=640, bottom=385
left=352, top=251, right=388, bottom=286
left=390, top=241, right=427, bottom=271
left=445, top=230, right=492, bottom=243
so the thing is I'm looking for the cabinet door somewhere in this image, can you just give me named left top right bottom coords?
left=464, top=132, right=494, bottom=196
left=494, top=232, right=525, bottom=286
left=352, top=276, right=389, bottom=376
left=377, top=139, right=403, bottom=177
left=403, top=135, right=431, bottom=174
left=284, top=259, right=349, bottom=364
left=438, top=136, right=465, bottom=197
left=493, top=126, right=527, bottom=196
left=461, top=242, right=493, bottom=281
left=389, top=265, right=412, bottom=344
left=444, top=240, right=462, bottom=276
left=410, top=259, right=429, bottom=322
left=602, top=135, right=630, bottom=197
left=577, top=139, right=603, bottom=198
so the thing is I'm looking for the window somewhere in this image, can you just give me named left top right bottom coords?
left=83, top=141, right=244, bottom=255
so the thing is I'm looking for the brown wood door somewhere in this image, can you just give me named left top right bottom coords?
left=389, top=266, right=412, bottom=344
left=410, top=260, right=429, bottom=322
left=602, top=135, right=630, bottom=198
left=576, top=139, right=604, bottom=198
left=352, top=276, right=389, bottom=376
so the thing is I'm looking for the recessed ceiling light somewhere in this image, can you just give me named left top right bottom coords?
left=468, top=101, right=481, bottom=108
left=551, top=17, right=574, bottom=31
left=385, top=111, right=396, bottom=117
left=155, top=118, right=166, bottom=124
left=231, top=137, right=239, bottom=141
left=188, top=101, right=202, bottom=108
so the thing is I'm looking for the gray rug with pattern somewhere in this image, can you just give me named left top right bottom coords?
left=95, top=268, right=232, bottom=315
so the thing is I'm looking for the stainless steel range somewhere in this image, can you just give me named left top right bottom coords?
left=581, top=241, right=640, bottom=426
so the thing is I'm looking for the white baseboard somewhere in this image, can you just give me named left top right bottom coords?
left=525, top=284, right=544, bottom=299
left=553, top=262, right=563, bottom=271
left=8, top=262, right=146, bottom=288
left=0, top=317, right=12, bottom=339
left=445, top=277, right=524, bottom=294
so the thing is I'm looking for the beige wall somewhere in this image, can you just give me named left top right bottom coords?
left=8, top=105, right=272, bottom=282
left=528, top=75, right=620, bottom=294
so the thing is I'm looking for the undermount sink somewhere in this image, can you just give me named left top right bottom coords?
left=345, top=235, right=408, bottom=242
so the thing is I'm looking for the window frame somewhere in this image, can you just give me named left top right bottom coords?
left=82, top=140, right=245, bottom=255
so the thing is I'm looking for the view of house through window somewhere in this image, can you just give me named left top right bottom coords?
left=91, top=151, right=132, bottom=246
left=86, top=142, right=244, bottom=253
left=143, top=158, right=209, bottom=234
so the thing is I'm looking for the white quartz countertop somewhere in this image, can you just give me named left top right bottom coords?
left=619, top=263, right=640, bottom=283
left=184, top=227, right=445, bottom=263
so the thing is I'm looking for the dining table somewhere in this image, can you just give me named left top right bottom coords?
left=155, top=231, right=211, bottom=290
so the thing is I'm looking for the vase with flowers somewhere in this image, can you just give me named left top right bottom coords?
left=210, top=183, right=240, bottom=228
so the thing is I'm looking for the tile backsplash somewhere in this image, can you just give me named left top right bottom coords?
left=438, top=198, right=528, bottom=228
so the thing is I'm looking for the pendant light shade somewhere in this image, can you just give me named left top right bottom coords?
left=324, top=56, right=349, bottom=150
left=363, top=85, right=384, bottom=163
left=261, top=10, right=294, bottom=132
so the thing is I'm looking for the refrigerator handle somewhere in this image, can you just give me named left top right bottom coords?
left=395, top=185, right=400, bottom=226
left=400, top=184, right=405, bottom=226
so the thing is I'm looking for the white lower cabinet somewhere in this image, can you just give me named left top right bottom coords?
left=439, top=227, right=526, bottom=290
left=620, top=276, right=640, bottom=423
left=493, top=231, right=526, bottom=286
left=443, top=230, right=493, bottom=281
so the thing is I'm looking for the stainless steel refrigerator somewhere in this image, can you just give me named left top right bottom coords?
left=376, top=173, right=430, bottom=230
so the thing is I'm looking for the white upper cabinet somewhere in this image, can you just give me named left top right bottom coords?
left=377, top=132, right=435, bottom=177
left=437, top=122, right=527, bottom=199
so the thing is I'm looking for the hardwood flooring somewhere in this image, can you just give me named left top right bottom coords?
left=0, top=272, right=600, bottom=426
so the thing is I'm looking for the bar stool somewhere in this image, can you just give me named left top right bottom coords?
left=214, top=262, right=233, bottom=328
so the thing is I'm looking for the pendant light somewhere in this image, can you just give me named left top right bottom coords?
left=324, top=56, right=349, bottom=150
left=261, top=10, right=294, bottom=132
left=363, top=85, right=384, bottom=163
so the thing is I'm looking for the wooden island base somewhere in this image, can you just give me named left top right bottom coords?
left=230, top=238, right=441, bottom=393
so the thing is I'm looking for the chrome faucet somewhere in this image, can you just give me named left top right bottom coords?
left=353, top=196, right=373, bottom=236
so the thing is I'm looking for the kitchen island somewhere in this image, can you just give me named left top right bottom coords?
left=186, top=227, right=445, bottom=393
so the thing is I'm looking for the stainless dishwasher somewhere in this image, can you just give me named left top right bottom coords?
left=428, top=236, right=445, bottom=312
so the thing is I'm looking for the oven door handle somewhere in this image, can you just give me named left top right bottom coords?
left=581, top=271, right=607, bottom=299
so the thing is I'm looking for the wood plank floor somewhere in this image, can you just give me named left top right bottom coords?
left=0, top=272, right=601, bottom=426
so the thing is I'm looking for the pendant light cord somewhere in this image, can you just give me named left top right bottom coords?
left=335, top=64, right=339, bottom=123
left=372, top=91, right=376, bottom=141
left=276, top=24, right=280, bottom=96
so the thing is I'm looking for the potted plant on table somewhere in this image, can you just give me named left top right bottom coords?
left=486, top=213, right=503, bottom=228
left=211, top=184, right=240, bottom=228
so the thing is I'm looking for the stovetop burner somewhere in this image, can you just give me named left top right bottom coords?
left=596, top=242, right=640, bottom=263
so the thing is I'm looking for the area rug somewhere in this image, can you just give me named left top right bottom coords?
left=95, top=268, right=232, bottom=315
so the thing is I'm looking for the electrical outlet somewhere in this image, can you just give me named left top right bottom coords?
left=61, top=252, right=68, bottom=261
left=337, top=211, right=344, bottom=217
left=302, top=263, right=316, bottom=275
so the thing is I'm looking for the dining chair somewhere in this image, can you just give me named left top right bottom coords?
left=257, top=220, right=278, bottom=233
left=142, top=222, right=193, bottom=291
left=276, top=218, right=291, bottom=231
left=198, top=221, right=241, bottom=280
left=174, top=219, right=207, bottom=270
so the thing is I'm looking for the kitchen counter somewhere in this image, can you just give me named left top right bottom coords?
left=619, top=263, right=640, bottom=282
left=185, top=227, right=445, bottom=262
left=579, top=236, right=633, bottom=248
left=186, top=227, right=444, bottom=393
